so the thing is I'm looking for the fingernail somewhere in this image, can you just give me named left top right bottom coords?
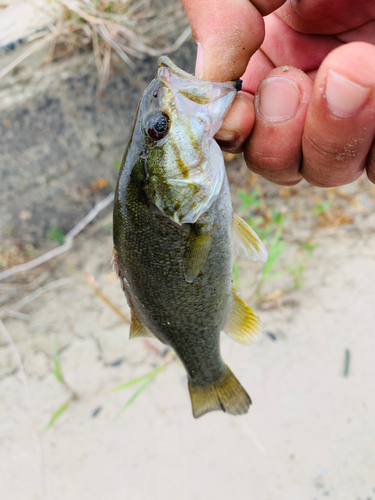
left=215, top=130, right=238, bottom=142
left=257, top=77, right=301, bottom=122
left=195, top=43, right=203, bottom=79
left=325, top=69, right=371, bottom=117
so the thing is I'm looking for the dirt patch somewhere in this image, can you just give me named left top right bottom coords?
left=0, top=17, right=195, bottom=253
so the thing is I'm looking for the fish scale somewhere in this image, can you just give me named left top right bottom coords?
left=114, top=157, right=232, bottom=386
left=113, top=57, right=267, bottom=418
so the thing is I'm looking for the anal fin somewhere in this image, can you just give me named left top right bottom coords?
left=188, top=365, right=251, bottom=418
left=222, top=288, right=261, bottom=345
left=232, top=212, right=268, bottom=262
left=129, top=311, right=154, bottom=339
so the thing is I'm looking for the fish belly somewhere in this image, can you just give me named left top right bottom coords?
left=114, top=174, right=233, bottom=387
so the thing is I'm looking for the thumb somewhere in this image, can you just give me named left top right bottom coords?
left=181, top=0, right=284, bottom=82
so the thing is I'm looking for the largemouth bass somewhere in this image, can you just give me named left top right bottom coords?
left=113, top=57, right=267, bottom=418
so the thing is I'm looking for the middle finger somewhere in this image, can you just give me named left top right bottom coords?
left=244, top=66, right=313, bottom=185
left=301, top=42, right=375, bottom=187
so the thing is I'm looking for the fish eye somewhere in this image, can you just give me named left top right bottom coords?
left=147, top=111, right=170, bottom=141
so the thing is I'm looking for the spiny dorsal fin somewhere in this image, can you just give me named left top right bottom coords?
left=184, top=230, right=212, bottom=283
left=222, top=289, right=261, bottom=345
left=232, top=213, right=268, bottom=262
left=188, top=365, right=251, bottom=418
left=129, top=311, right=154, bottom=339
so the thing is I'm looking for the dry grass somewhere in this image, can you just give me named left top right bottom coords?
left=0, top=0, right=190, bottom=92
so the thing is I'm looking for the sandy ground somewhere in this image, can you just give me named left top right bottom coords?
left=2, top=2, right=374, bottom=499
left=1, top=178, right=375, bottom=500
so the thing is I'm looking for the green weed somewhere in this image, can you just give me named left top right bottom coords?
left=232, top=260, right=240, bottom=289
left=255, top=226, right=286, bottom=297
left=112, top=360, right=172, bottom=418
left=42, top=339, right=77, bottom=432
left=52, top=341, right=64, bottom=385
left=236, top=188, right=323, bottom=299
left=42, top=400, right=71, bottom=433
left=288, top=259, right=305, bottom=289
left=262, top=226, right=286, bottom=279
left=236, top=188, right=289, bottom=298
left=299, top=242, right=318, bottom=257
left=312, top=201, right=330, bottom=215
left=115, top=380, right=154, bottom=419
left=256, top=209, right=284, bottom=241
left=112, top=363, right=170, bottom=392
left=47, top=225, right=65, bottom=245
left=237, top=190, right=261, bottom=211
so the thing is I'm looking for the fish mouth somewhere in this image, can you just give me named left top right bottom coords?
left=157, top=56, right=238, bottom=107
left=158, top=56, right=242, bottom=90
left=158, top=56, right=200, bottom=83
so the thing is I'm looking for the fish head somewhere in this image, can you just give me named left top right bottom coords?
left=139, top=56, right=238, bottom=224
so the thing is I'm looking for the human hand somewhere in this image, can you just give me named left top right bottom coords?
left=181, top=0, right=375, bottom=187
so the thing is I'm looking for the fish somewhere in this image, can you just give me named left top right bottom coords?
left=113, top=56, right=267, bottom=418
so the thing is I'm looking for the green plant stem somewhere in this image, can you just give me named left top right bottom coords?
left=111, top=362, right=169, bottom=392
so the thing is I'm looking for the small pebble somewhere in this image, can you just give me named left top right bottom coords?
left=110, top=359, right=124, bottom=367
left=266, top=332, right=277, bottom=341
left=91, top=407, right=102, bottom=418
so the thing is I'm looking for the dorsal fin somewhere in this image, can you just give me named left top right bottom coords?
left=129, top=311, right=154, bottom=339
left=232, top=213, right=268, bottom=262
left=222, top=289, right=262, bottom=345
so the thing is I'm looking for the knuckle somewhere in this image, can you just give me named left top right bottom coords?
left=245, top=150, right=298, bottom=172
left=303, top=132, right=361, bottom=165
left=244, top=151, right=302, bottom=184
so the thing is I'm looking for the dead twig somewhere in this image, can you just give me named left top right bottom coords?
left=0, top=34, right=54, bottom=80
left=128, top=25, right=191, bottom=57
left=0, top=0, right=189, bottom=93
left=81, top=271, right=130, bottom=324
left=0, top=277, right=73, bottom=319
left=0, top=192, right=114, bottom=282
left=6, top=311, right=30, bottom=320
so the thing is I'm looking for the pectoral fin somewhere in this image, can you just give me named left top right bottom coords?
left=184, top=230, right=212, bottom=283
left=223, top=289, right=261, bottom=345
left=129, top=311, right=154, bottom=339
left=232, top=213, right=268, bottom=262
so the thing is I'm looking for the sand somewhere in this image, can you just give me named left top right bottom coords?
left=1, top=206, right=375, bottom=500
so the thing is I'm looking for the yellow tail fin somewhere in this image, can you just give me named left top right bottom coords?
left=188, top=366, right=251, bottom=418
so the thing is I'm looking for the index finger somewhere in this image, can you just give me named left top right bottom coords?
left=181, top=0, right=286, bottom=81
